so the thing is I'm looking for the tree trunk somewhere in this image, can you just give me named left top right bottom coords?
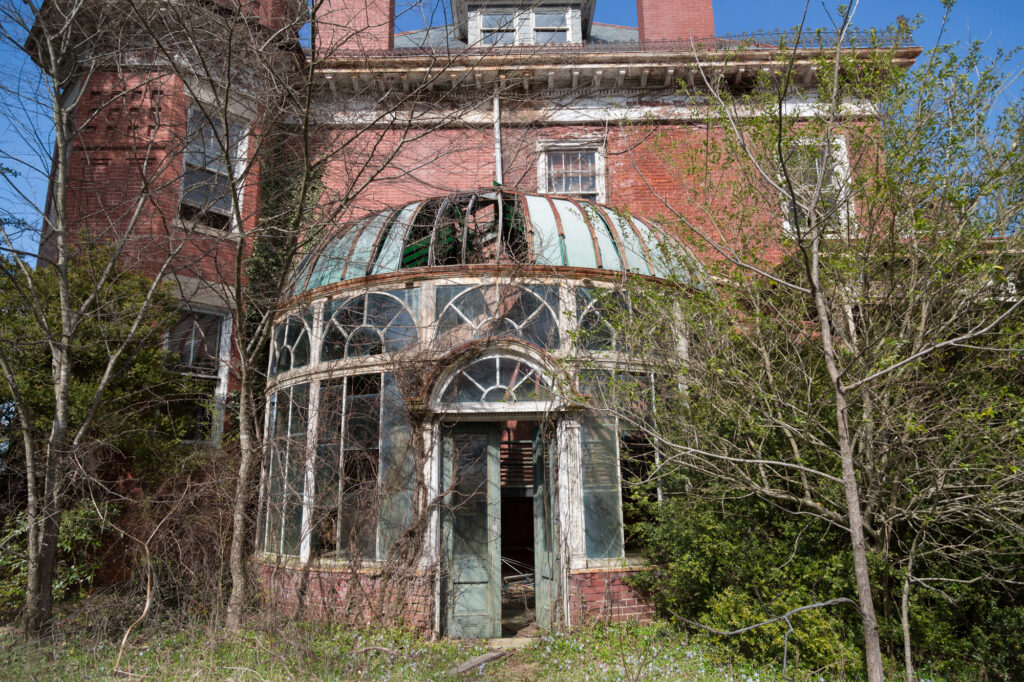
left=809, top=256, right=885, bottom=681
left=226, top=368, right=256, bottom=631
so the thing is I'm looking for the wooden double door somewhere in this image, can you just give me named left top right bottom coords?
left=441, top=421, right=558, bottom=638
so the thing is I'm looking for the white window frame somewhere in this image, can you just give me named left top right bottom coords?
left=537, top=138, right=607, bottom=203
left=780, top=136, right=852, bottom=240
left=177, top=100, right=250, bottom=234
left=531, top=8, right=570, bottom=45
left=478, top=10, right=518, bottom=46
left=473, top=7, right=574, bottom=46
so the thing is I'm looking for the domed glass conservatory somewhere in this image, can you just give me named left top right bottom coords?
left=257, top=189, right=691, bottom=637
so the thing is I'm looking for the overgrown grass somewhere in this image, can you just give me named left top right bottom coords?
left=0, top=617, right=830, bottom=681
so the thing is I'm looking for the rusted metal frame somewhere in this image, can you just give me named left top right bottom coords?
left=338, top=216, right=375, bottom=281
left=461, top=194, right=476, bottom=264
left=594, top=204, right=629, bottom=273
left=544, top=195, right=568, bottom=266
left=365, top=207, right=400, bottom=278
left=516, top=189, right=537, bottom=263
left=565, top=196, right=603, bottom=269
left=429, top=197, right=453, bottom=267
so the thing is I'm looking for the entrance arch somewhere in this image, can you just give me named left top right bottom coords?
left=433, top=352, right=560, bottom=638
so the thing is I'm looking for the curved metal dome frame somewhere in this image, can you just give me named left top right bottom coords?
left=292, top=189, right=690, bottom=295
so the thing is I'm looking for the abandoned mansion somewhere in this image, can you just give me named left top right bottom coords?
left=40, top=0, right=920, bottom=638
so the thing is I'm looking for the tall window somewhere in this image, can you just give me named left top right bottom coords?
left=166, top=311, right=225, bottom=441
left=534, top=11, right=568, bottom=44
left=540, top=146, right=604, bottom=202
left=780, top=139, right=850, bottom=239
left=481, top=13, right=516, bottom=45
left=311, top=373, right=414, bottom=560
left=179, top=104, right=245, bottom=230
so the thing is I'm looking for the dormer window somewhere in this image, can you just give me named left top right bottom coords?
left=534, top=11, right=568, bottom=44
left=481, top=13, right=516, bottom=45
left=472, top=6, right=577, bottom=46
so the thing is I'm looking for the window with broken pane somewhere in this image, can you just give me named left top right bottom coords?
left=435, top=284, right=560, bottom=350
left=261, top=383, right=308, bottom=557
left=270, top=313, right=312, bottom=375
left=312, top=373, right=413, bottom=560
left=441, top=356, right=551, bottom=405
left=581, top=414, right=623, bottom=559
left=321, top=289, right=419, bottom=361
left=179, top=104, right=245, bottom=230
left=166, top=311, right=224, bottom=441
left=545, top=150, right=599, bottom=201
left=575, top=286, right=626, bottom=351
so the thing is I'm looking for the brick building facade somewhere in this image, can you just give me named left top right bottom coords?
left=45, top=0, right=918, bottom=639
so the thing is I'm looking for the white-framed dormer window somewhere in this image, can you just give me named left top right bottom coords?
left=475, top=7, right=575, bottom=46
left=179, top=103, right=247, bottom=231
left=538, top=139, right=606, bottom=203
left=533, top=10, right=568, bottom=44
left=480, top=12, right=517, bottom=45
left=780, top=137, right=852, bottom=240
left=166, top=309, right=232, bottom=444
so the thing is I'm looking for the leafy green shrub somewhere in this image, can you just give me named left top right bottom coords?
left=0, top=500, right=105, bottom=621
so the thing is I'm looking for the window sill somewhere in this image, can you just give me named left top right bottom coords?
left=173, top=217, right=242, bottom=241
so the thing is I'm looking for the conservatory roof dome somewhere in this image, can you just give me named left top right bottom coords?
left=293, top=189, right=687, bottom=294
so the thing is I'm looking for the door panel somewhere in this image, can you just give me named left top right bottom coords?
left=443, top=425, right=501, bottom=639
left=533, top=425, right=559, bottom=629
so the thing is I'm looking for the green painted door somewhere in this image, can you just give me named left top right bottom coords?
left=533, top=425, right=559, bottom=629
left=443, top=423, right=501, bottom=639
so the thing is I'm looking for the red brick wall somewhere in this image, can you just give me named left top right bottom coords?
left=318, top=0, right=396, bottom=55
left=256, top=562, right=434, bottom=628
left=569, top=568, right=656, bottom=624
left=637, top=0, right=716, bottom=42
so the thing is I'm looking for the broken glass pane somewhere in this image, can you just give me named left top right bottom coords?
left=435, top=284, right=559, bottom=349
left=442, top=356, right=551, bottom=405
left=322, top=289, right=418, bottom=361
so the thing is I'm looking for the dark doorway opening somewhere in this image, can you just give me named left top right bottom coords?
left=500, top=420, right=537, bottom=636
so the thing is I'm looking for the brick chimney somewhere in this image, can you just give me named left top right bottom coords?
left=316, top=0, right=396, bottom=56
left=637, top=0, right=715, bottom=42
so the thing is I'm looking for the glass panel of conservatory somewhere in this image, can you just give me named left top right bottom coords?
left=551, top=199, right=597, bottom=269
left=372, top=203, right=419, bottom=275
left=524, top=195, right=564, bottom=266
left=604, top=211, right=650, bottom=275
left=338, top=374, right=380, bottom=559
left=442, top=356, right=550, bottom=405
left=575, top=287, right=622, bottom=351
left=591, top=210, right=623, bottom=271
left=581, top=415, right=623, bottom=559
left=271, top=314, right=312, bottom=375
left=346, top=211, right=392, bottom=280
left=322, top=289, right=418, bottom=361
left=314, top=380, right=345, bottom=558
left=435, top=284, right=559, bottom=349
left=378, top=373, right=415, bottom=558
left=631, top=218, right=672, bottom=278
left=282, top=384, right=308, bottom=557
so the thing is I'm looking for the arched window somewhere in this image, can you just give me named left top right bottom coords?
left=435, top=284, right=560, bottom=350
left=270, top=313, right=312, bottom=375
left=321, top=289, right=419, bottom=360
left=441, top=355, right=551, bottom=406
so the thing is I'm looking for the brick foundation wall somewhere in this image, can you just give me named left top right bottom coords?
left=255, top=560, right=434, bottom=629
left=568, top=568, right=656, bottom=624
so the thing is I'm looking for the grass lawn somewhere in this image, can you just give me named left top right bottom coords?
left=0, top=619, right=801, bottom=681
